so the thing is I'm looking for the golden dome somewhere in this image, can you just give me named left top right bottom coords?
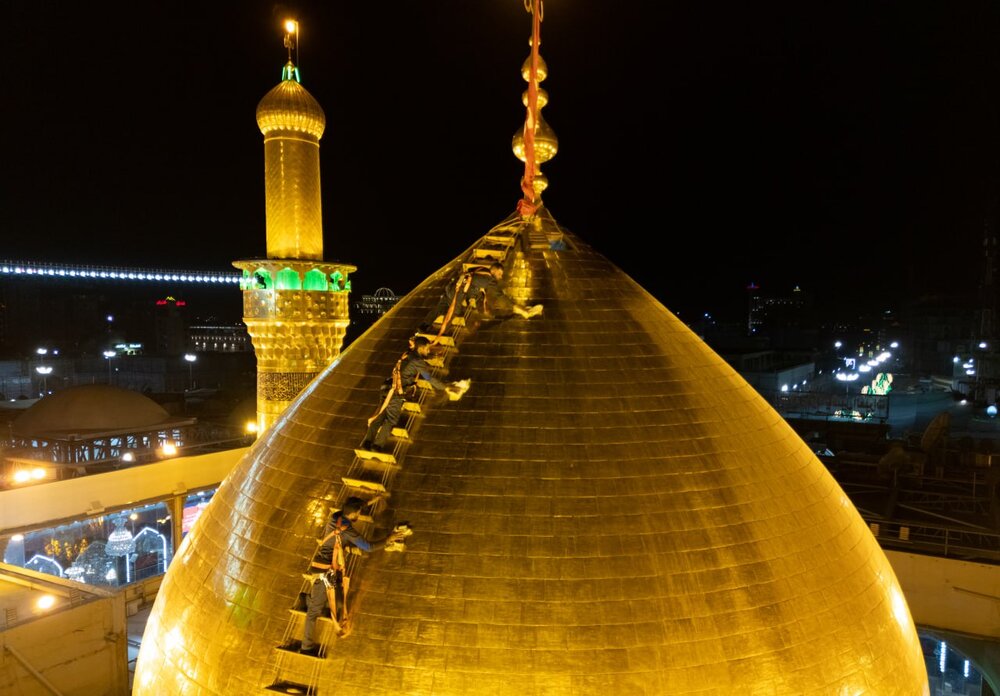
left=256, top=71, right=326, bottom=139
left=14, top=384, right=174, bottom=437
left=135, top=217, right=927, bottom=695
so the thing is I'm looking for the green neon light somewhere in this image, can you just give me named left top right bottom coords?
left=303, top=269, right=326, bottom=291
left=276, top=268, right=301, bottom=290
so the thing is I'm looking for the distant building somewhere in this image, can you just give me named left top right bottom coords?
left=745, top=283, right=818, bottom=350
left=153, top=295, right=188, bottom=355
left=353, top=287, right=400, bottom=318
left=747, top=283, right=813, bottom=335
left=189, top=324, right=252, bottom=353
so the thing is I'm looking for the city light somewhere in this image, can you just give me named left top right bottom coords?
left=35, top=365, right=53, bottom=394
left=245, top=421, right=259, bottom=434
left=159, top=442, right=178, bottom=457
left=103, top=350, right=116, bottom=385
left=12, top=468, right=46, bottom=485
left=184, top=353, right=197, bottom=390
left=35, top=595, right=56, bottom=611
left=122, top=452, right=135, bottom=462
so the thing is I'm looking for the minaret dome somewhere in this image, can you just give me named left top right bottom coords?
left=256, top=66, right=326, bottom=139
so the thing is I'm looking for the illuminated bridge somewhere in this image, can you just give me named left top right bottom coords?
left=0, top=259, right=240, bottom=285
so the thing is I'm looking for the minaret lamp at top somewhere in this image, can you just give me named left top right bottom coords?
left=234, top=19, right=355, bottom=435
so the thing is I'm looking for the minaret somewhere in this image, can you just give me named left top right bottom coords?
left=233, top=19, right=355, bottom=434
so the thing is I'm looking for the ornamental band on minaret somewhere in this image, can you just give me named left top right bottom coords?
left=233, top=20, right=355, bottom=434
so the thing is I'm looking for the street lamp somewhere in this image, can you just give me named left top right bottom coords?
left=35, top=366, right=52, bottom=396
left=184, top=353, right=197, bottom=390
left=103, top=350, right=115, bottom=385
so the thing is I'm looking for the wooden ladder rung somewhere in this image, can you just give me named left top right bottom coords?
left=425, top=356, right=445, bottom=368
left=273, top=644, right=324, bottom=660
left=265, top=680, right=315, bottom=694
left=473, top=247, right=506, bottom=260
left=354, top=448, right=397, bottom=464
left=402, top=401, right=421, bottom=415
left=288, top=608, right=336, bottom=623
left=341, top=477, right=388, bottom=495
left=391, top=426, right=409, bottom=440
left=485, top=232, right=517, bottom=244
left=415, top=332, right=455, bottom=347
left=359, top=457, right=400, bottom=474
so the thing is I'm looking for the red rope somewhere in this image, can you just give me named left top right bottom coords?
left=517, top=0, right=543, bottom=218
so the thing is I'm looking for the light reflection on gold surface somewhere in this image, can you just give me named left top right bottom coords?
left=135, top=214, right=928, bottom=695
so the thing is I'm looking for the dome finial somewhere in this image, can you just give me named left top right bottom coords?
left=281, top=18, right=301, bottom=83
left=513, top=0, right=557, bottom=219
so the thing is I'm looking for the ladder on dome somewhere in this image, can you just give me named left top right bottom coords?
left=263, top=225, right=524, bottom=695
left=264, top=483, right=384, bottom=695
left=347, top=223, right=521, bottom=507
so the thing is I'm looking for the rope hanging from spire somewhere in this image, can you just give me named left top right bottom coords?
left=516, top=0, right=543, bottom=219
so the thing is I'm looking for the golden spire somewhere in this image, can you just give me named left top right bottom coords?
left=283, top=19, right=298, bottom=75
left=513, top=0, right=558, bottom=217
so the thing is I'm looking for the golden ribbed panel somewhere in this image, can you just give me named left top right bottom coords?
left=135, top=219, right=928, bottom=695
left=257, top=80, right=325, bottom=261
left=256, top=79, right=326, bottom=138
left=241, top=297, right=350, bottom=372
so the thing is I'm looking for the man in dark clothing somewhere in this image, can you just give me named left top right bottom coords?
left=285, top=497, right=408, bottom=655
left=420, top=261, right=542, bottom=334
left=361, top=335, right=467, bottom=453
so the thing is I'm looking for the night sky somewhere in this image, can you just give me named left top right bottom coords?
left=6, top=1, right=1000, bottom=322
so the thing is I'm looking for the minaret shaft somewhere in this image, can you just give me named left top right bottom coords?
left=262, top=133, right=324, bottom=260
